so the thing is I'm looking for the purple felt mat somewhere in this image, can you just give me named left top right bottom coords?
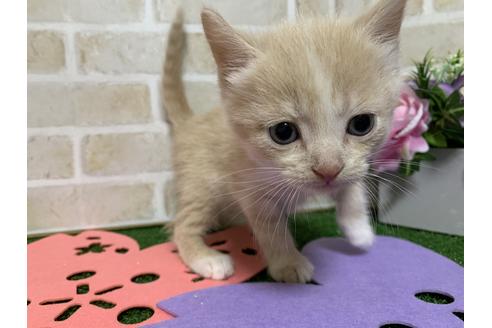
left=144, top=236, right=463, bottom=328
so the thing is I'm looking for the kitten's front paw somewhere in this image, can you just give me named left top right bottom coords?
left=268, top=253, right=314, bottom=283
left=189, top=253, right=234, bottom=280
left=342, top=220, right=375, bottom=250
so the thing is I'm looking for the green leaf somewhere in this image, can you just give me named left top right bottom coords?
left=411, top=51, right=433, bottom=90
left=446, top=91, right=463, bottom=109
left=417, top=88, right=445, bottom=113
left=448, top=106, right=464, bottom=117
left=413, top=152, right=436, bottom=161
left=424, top=131, right=448, bottom=148
left=399, top=159, right=421, bottom=176
left=430, top=85, right=448, bottom=100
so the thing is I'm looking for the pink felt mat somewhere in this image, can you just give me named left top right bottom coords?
left=28, top=225, right=266, bottom=327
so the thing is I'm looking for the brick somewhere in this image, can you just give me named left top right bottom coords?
left=338, top=0, right=422, bottom=17
left=27, top=31, right=65, bottom=73
left=28, top=136, right=73, bottom=180
left=155, top=0, right=287, bottom=25
left=405, top=0, right=423, bottom=16
left=296, top=0, right=331, bottom=17
left=434, top=0, right=463, bottom=12
left=185, top=33, right=217, bottom=74
left=401, top=22, right=464, bottom=66
left=82, top=133, right=170, bottom=176
left=28, top=0, right=65, bottom=22
left=28, top=0, right=145, bottom=23
left=28, top=83, right=74, bottom=127
left=27, top=83, right=151, bottom=127
left=27, top=184, right=154, bottom=231
left=77, top=32, right=165, bottom=74
left=163, top=178, right=176, bottom=218
left=297, top=0, right=422, bottom=17
left=77, top=32, right=215, bottom=75
left=67, top=0, right=144, bottom=23
left=184, top=81, right=221, bottom=114
left=335, top=0, right=372, bottom=17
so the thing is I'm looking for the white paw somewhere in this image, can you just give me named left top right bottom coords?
left=342, top=221, right=375, bottom=250
left=268, top=253, right=314, bottom=283
left=189, top=253, right=234, bottom=280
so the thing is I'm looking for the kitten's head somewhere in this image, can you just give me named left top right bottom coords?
left=202, top=0, right=406, bottom=190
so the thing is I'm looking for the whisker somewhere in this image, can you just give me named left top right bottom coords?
left=214, top=177, right=290, bottom=225
left=366, top=173, right=417, bottom=199
left=266, top=179, right=297, bottom=243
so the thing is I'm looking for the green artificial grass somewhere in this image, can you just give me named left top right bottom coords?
left=110, top=209, right=463, bottom=266
left=28, top=209, right=463, bottom=324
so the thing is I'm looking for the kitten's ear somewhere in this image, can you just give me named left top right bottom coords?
left=355, top=0, right=407, bottom=45
left=201, top=8, right=257, bottom=87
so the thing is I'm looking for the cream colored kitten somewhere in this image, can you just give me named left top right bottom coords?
left=163, top=0, right=406, bottom=283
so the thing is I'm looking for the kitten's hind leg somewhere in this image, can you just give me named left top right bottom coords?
left=173, top=204, right=234, bottom=280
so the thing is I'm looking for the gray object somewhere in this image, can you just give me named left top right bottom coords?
left=377, top=148, right=464, bottom=236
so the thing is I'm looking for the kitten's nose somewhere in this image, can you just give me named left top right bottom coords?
left=312, top=165, right=344, bottom=184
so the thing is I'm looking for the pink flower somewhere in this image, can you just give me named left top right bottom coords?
left=373, top=86, right=431, bottom=172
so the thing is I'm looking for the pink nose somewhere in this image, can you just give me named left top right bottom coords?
left=312, top=165, right=344, bottom=184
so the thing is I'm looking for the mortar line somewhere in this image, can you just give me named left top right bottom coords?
left=149, top=75, right=164, bottom=123
left=423, top=0, right=435, bottom=15
left=328, top=0, right=337, bottom=18
left=28, top=218, right=171, bottom=238
left=65, top=25, right=77, bottom=77
left=28, top=122, right=169, bottom=138
left=403, top=11, right=463, bottom=27
left=27, top=73, right=217, bottom=83
left=144, top=0, right=154, bottom=24
left=27, top=22, right=266, bottom=33
left=28, top=171, right=174, bottom=188
left=72, top=133, right=83, bottom=182
left=153, top=180, right=166, bottom=221
left=287, top=0, right=297, bottom=21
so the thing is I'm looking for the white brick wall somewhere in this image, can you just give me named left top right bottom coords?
left=27, top=0, right=463, bottom=235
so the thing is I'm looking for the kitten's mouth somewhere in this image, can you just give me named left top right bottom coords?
left=309, top=180, right=338, bottom=190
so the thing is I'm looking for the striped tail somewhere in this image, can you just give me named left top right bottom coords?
left=162, top=8, right=192, bottom=127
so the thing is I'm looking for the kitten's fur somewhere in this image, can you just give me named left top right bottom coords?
left=163, top=0, right=406, bottom=283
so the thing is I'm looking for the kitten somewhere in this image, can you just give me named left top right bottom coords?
left=162, top=0, right=406, bottom=283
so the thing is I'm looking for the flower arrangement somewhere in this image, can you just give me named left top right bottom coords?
left=374, top=50, right=464, bottom=175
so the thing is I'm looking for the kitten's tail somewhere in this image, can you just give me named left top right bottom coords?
left=162, top=8, right=192, bottom=127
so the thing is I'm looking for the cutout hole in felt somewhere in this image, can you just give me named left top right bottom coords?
left=116, top=247, right=129, bottom=254
left=118, top=307, right=154, bottom=324
left=75, top=243, right=111, bottom=255
left=77, top=284, right=89, bottom=294
left=86, top=236, right=101, bottom=240
left=379, top=324, right=415, bottom=328
left=40, top=298, right=73, bottom=306
left=415, top=291, right=454, bottom=304
left=241, top=248, right=257, bottom=255
left=67, top=271, right=96, bottom=281
left=131, top=273, right=160, bottom=284
left=191, top=277, right=205, bottom=283
left=218, top=249, right=230, bottom=254
left=27, top=300, right=31, bottom=306
left=453, top=311, right=464, bottom=321
left=94, top=285, right=123, bottom=295
left=209, top=240, right=227, bottom=247
left=90, top=300, right=116, bottom=309
left=55, top=305, right=81, bottom=321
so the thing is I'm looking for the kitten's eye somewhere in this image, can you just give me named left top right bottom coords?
left=269, top=122, right=299, bottom=145
left=347, top=114, right=375, bottom=136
